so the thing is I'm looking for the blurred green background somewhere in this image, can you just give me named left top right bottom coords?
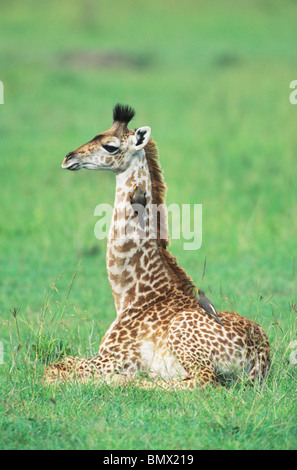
left=0, top=0, right=297, bottom=349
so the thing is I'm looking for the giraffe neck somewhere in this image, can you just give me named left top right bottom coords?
left=106, top=148, right=172, bottom=317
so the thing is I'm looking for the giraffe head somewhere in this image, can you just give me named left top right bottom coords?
left=61, top=104, right=151, bottom=174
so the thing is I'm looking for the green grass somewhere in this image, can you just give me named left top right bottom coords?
left=1, top=0, right=297, bottom=450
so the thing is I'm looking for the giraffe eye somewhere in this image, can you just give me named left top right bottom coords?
left=102, top=144, right=119, bottom=154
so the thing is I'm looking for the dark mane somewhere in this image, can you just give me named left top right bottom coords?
left=113, top=104, right=135, bottom=125
left=144, top=139, right=197, bottom=299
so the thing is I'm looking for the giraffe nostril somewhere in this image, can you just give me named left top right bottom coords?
left=65, top=151, right=75, bottom=161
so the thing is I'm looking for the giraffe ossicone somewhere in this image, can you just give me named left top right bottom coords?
left=45, top=104, right=270, bottom=389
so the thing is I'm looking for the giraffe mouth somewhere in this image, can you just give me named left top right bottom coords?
left=61, top=157, right=114, bottom=171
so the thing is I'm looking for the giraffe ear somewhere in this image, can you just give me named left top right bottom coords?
left=132, top=126, right=151, bottom=151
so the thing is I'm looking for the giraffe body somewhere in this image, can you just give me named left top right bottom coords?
left=45, top=105, right=270, bottom=389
